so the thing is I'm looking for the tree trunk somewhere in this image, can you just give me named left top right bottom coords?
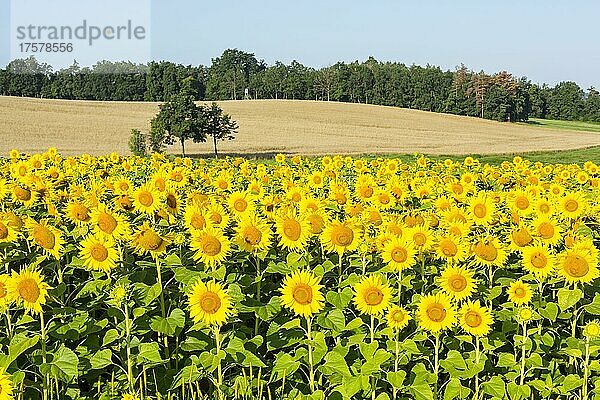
left=213, top=134, right=218, bottom=159
left=181, top=138, right=186, bottom=157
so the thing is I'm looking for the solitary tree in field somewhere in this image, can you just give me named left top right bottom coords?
left=150, top=94, right=204, bottom=156
left=200, top=102, right=239, bottom=158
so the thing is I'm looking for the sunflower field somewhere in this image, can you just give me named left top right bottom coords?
left=0, top=149, right=599, bottom=400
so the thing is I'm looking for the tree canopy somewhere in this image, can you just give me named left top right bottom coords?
left=2, top=51, right=600, bottom=123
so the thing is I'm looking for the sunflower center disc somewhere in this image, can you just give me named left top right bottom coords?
left=473, top=204, right=487, bottom=218
left=19, top=278, right=40, bottom=303
left=167, top=195, right=177, bottom=209
left=140, top=230, right=163, bottom=251
left=234, top=199, right=247, bottom=212
left=91, top=244, right=109, bottom=262
left=426, top=304, right=447, bottom=323
left=512, top=229, right=533, bottom=247
left=202, top=236, right=222, bottom=256
left=191, top=214, right=206, bottom=230
left=98, top=213, right=117, bottom=234
left=475, top=243, right=498, bottom=261
left=565, top=199, right=578, bottom=212
left=33, top=225, right=55, bottom=250
left=138, top=192, right=154, bottom=207
left=441, top=240, right=458, bottom=256
left=538, top=223, right=554, bottom=239
left=333, top=226, right=353, bottom=247
left=283, top=219, right=301, bottom=241
left=0, top=222, right=8, bottom=240
left=73, top=204, right=89, bottom=221
left=515, top=287, right=526, bottom=297
left=365, top=288, right=383, bottom=306
left=200, top=292, right=221, bottom=314
left=244, top=227, right=262, bottom=245
left=413, top=233, right=426, bottom=246
left=0, top=282, right=6, bottom=299
left=516, top=197, right=529, bottom=210
left=565, top=254, right=589, bottom=278
left=449, top=275, right=467, bottom=291
left=292, top=284, right=313, bottom=305
left=391, top=247, right=407, bottom=263
left=465, top=311, right=482, bottom=327
left=15, top=187, right=31, bottom=201
left=531, top=253, right=547, bottom=269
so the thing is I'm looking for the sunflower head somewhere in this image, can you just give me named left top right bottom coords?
left=187, top=280, right=234, bottom=326
left=280, top=270, right=325, bottom=318
left=386, top=305, right=411, bottom=331
left=7, top=269, right=50, bottom=314
left=583, top=320, right=600, bottom=339
left=439, top=266, right=475, bottom=301
left=507, top=280, right=533, bottom=305
left=353, top=274, right=392, bottom=316
left=417, top=292, right=457, bottom=334
left=458, top=301, right=493, bottom=337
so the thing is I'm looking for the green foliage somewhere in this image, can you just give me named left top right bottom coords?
left=3, top=51, right=600, bottom=124
left=128, top=128, right=147, bottom=157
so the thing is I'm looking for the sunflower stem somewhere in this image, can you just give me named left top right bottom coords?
left=5, top=311, right=13, bottom=340
left=397, top=270, right=402, bottom=304
left=155, top=259, right=170, bottom=359
left=338, top=254, right=343, bottom=287
left=474, top=336, right=481, bottom=400
left=215, top=326, right=223, bottom=400
left=434, top=334, right=440, bottom=397
left=583, top=337, right=590, bottom=400
left=124, top=299, right=135, bottom=393
left=255, top=256, right=261, bottom=336
left=519, top=322, right=528, bottom=385
left=393, top=330, right=399, bottom=400
left=307, top=317, right=315, bottom=393
left=40, top=311, right=48, bottom=400
left=370, top=315, right=376, bottom=400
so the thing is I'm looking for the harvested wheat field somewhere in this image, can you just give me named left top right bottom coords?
left=1, top=96, right=599, bottom=156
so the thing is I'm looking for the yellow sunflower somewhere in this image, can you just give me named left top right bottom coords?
left=417, top=292, right=457, bottom=333
left=472, top=237, right=507, bottom=267
left=458, top=300, right=493, bottom=337
left=79, top=234, right=119, bottom=273
left=434, top=234, right=468, bottom=263
left=280, top=270, right=325, bottom=318
left=275, top=211, right=311, bottom=252
left=236, top=216, right=272, bottom=254
left=353, top=274, right=392, bottom=316
left=0, top=274, right=13, bottom=310
left=530, top=216, right=562, bottom=246
left=381, top=237, right=417, bottom=272
left=386, top=305, right=411, bottom=331
left=0, top=217, right=18, bottom=245
left=65, top=201, right=92, bottom=226
left=558, top=192, right=587, bottom=220
left=90, top=204, right=130, bottom=240
left=25, top=219, right=63, bottom=259
left=205, top=201, right=231, bottom=229
left=7, top=269, right=50, bottom=314
left=406, top=225, right=435, bottom=251
left=190, top=227, right=231, bottom=268
left=11, top=185, right=38, bottom=208
left=438, top=266, right=476, bottom=301
left=132, top=222, right=170, bottom=259
left=556, top=246, right=599, bottom=285
left=321, top=219, right=361, bottom=256
left=227, top=191, right=255, bottom=219
left=132, top=183, right=163, bottom=215
left=522, top=245, right=555, bottom=281
left=184, top=203, right=209, bottom=233
left=468, top=194, right=496, bottom=225
left=507, top=280, right=533, bottom=305
left=0, top=369, right=14, bottom=400
left=187, top=280, right=234, bottom=326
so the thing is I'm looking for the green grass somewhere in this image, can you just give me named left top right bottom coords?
left=522, top=118, right=600, bottom=133
left=361, top=146, right=600, bottom=165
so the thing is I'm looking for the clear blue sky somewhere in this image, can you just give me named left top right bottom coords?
left=2, top=0, right=599, bottom=89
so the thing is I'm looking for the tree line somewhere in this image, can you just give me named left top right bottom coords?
left=1, top=49, right=600, bottom=123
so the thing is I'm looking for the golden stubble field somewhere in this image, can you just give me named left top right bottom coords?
left=1, top=96, right=600, bottom=156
